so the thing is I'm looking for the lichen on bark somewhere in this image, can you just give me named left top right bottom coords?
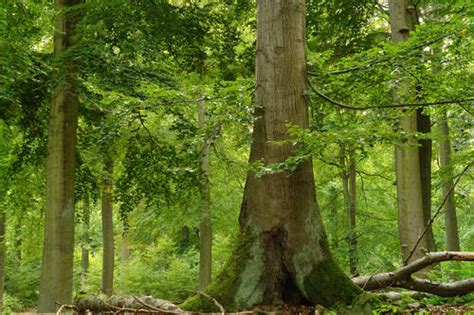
left=180, top=232, right=260, bottom=312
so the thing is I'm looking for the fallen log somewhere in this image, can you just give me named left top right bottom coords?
left=74, top=295, right=183, bottom=314
left=353, top=251, right=474, bottom=296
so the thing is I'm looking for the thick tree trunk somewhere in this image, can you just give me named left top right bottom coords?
left=198, top=100, right=212, bottom=291
left=0, top=211, right=5, bottom=312
left=417, top=109, right=436, bottom=252
left=38, top=0, right=82, bottom=312
left=339, top=147, right=358, bottom=276
left=102, top=156, right=115, bottom=296
left=181, top=1, right=362, bottom=311
left=438, top=110, right=460, bottom=251
left=390, top=0, right=429, bottom=265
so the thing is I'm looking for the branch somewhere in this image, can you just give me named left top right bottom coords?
left=307, top=81, right=474, bottom=110
left=308, top=32, right=455, bottom=77
left=399, top=278, right=474, bottom=297
left=353, top=252, right=474, bottom=296
left=404, top=164, right=471, bottom=264
left=188, top=290, right=225, bottom=314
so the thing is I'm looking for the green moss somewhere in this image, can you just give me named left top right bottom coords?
left=180, top=233, right=256, bottom=312
left=303, top=258, right=363, bottom=308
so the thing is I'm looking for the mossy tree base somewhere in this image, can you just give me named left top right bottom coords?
left=180, top=230, right=365, bottom=312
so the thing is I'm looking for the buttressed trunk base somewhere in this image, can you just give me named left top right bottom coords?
left=181, top=0, right=364, bottom=311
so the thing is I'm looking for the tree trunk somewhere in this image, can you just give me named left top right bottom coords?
left=390, top=0, right=429, bottom=265
left=13, top=210, right=22, bottom=262
left=38, top=0, right=82, bottom=312
left=81, top=192, right=90, bottom=289
left=181, top=1, right=362, bottom=311
left=198, top=99, right=212, bottom=290
left=101, top=156, right=114, bottom=296
left=339, top=146, right=358, bottom=276
left=438, top=110, right=460, bottom=251
left=0, top=211, right=5, bottom=312
left=417, top=109, right=436, bottom=252
left=120, top=232, right=130, bottom=263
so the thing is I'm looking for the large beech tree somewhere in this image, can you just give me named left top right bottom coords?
left=182, top=0, right=362, bottom=311
left=38, top=0, right=82, bottom=312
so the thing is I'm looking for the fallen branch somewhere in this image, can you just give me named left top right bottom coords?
left=353, top=252, right=474, bottom=296
left=75, top=295, right=182, bottom=314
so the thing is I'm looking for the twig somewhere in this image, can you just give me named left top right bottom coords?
left=133, top=296, right=165, bottom=312
left=404, top=164, right=471, bottom=264
left=307, top=80, right=474, bottom=110
left=308, top=32, right=456, bottom=77
left=55, top=303, right=77, bottom=314
left=189, top=290, right=225, bottom=314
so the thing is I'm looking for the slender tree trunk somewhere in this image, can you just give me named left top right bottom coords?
left=101, top=156, right=114, bottom=296
left=438, top=110, right=460, bottom=251
left=38, top=0, right=82, bottom=311
left=0, top=211, right=5, bottom=312
left=339, top=147, right=358, bottom=276
left=390, top=0, right=429, bottom=265
left=182, top=1, right=362, bottom=311
left=417, top=109, right=436, bottom=252
left=120, top=231, right=130, bottom=263
left=198, top=99, right=212, bottom=290
left=81, top=192, right=90, bottom=288
left=328, top=186, right=339, bottom=248
left=13, top=211, right=22, bottom=262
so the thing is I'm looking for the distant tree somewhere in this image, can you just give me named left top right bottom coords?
left=389, top=0, right=430, bottom=265
left=101, top=154, right=114, bottom=296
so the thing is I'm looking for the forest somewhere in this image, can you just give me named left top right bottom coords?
left=0, top=0, right=473, bottom=314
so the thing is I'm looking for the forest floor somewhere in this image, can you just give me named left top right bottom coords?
left=10, top=303, right=474, bottom=314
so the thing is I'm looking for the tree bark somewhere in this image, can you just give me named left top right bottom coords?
left=120, top=231, right=130, bottom=263
left=81, top=192, right=90, bottom=279
left=38, top=0, right=82, bottom=311
left=417, top=109, right=436, bottom=252
left=353, top=252, right=474, bottom=296
left=198, top=99, right=212, bottom=291
left=181, top=1, right=362, bottom=311
left=438, top=110, right=460, bottom=252
left=339, top=146, right=358, bottom=276
left=389, top=0, right=429, bottom=265
left=75, top=296, right=181, bottom=314
left=102, top=155, right=115, bottom=296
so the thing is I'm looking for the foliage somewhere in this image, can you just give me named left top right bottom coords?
left=0, top=0, right=472, bottom=311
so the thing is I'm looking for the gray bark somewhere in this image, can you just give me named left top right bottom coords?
left=198, top=100, right=212, bottom=290
left=389, top=0, right=429, bottom=265
left=101, top=156, right=115, bottom=296
left=38, top=0, right=82, bottom=311
left=339, top=147, right=358, bottom=276
left=81, top=192, right=90, bottom=277
left=353, top=252, right=474, bottom=296
left=438, top=110, right=461, bottom=251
